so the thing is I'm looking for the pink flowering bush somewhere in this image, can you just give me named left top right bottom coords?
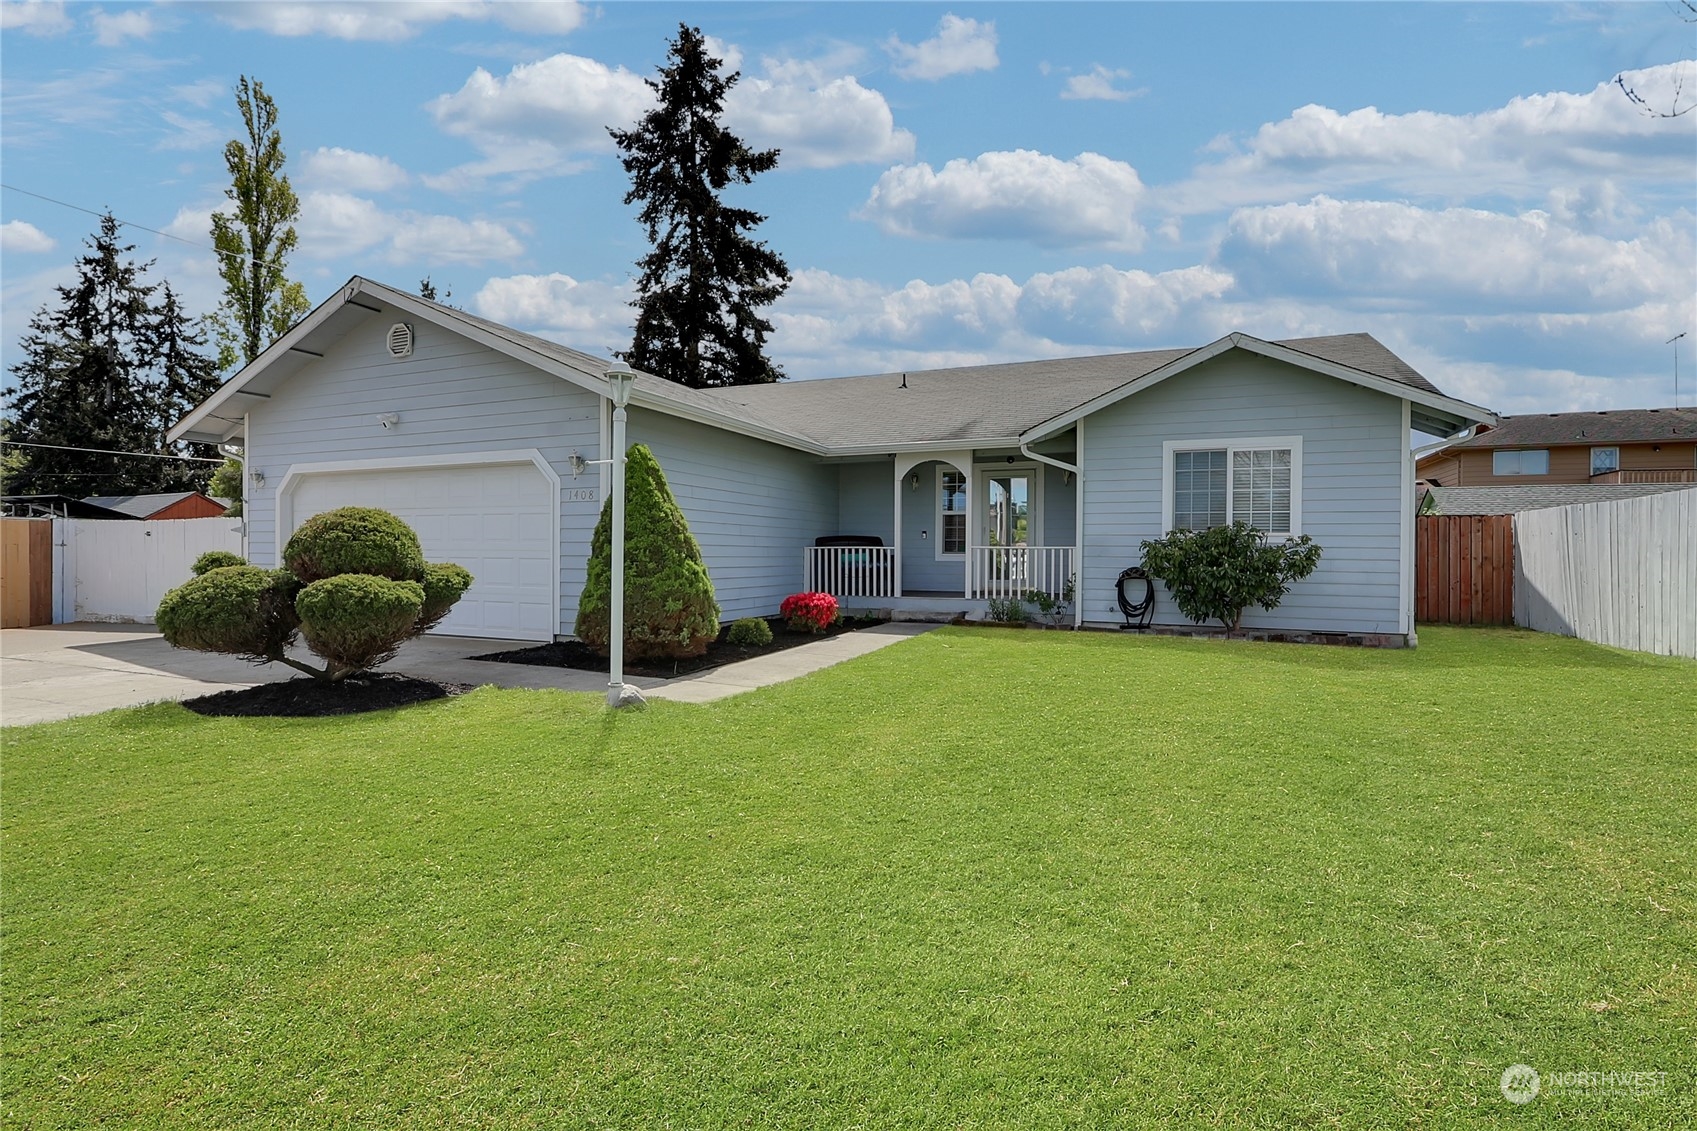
left=780, top=591, right=840, bottom=634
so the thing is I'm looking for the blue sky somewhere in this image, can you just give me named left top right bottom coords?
left=2, top=1, right=1693, bottom=422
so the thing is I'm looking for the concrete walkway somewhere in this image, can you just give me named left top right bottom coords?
left=0, top=621, right=937, bottom=726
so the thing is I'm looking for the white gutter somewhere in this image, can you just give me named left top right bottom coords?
left=1019, top=433, right=1085, bottom=628
left=1413, top=423, right=1481, bottom=462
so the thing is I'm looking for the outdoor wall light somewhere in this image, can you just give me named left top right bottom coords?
left=909, top=472, right=920, bottom=490
left=377, top=413, right=400, bottom=430
left=249, top=469, right=266, bottom=488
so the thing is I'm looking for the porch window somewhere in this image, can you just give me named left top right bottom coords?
left=939, top=469, right=967, bottom=555
left=1165, top=437, right=1301, bottom=537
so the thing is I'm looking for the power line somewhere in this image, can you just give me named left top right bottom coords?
left=1, top=440, right=225, bottom=463
left=0, top=182, right=290, bottom=274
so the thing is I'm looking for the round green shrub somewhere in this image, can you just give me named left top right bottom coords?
left=283, top=506, right=425, bottom=584
left=156, top=566, right=300, bottom=660
left=725, top=616, right=773, bottom=647
left=575, top=444, right=720, bottom=661
left=295, top=574, right=424, bottom=674
left=191, top=550, right=246, bottom=576
left=417, top=562, right=474, bottom=633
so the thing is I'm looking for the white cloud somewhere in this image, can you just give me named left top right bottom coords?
left=860, top=150, right=1146, bottom=248
left=293, top=191, right=526, bottom=265
left=303, top=147, right=410, bottom=193
left=472, top=272, right=634, bottom=352
left=1, top=220, right=57, bottom=254
left=156, top=109, right=220, bottom=151
left=210, top=1, right=583, bottom=42
left=90, top=6, right=152, bottom=46
left=1218, top=196, right=1692, bottom=315
left=0, top=0, right=70, bottom=35
left=884, top=13, right=998, bottom=81
left=1170, top=62, right=1697, bottom=213
left=1060, top=65, right=1144, bottom=103
left=169, top=78, right=225, bottom=107
left=426, top=52, right=650, bottom=187
left=727, top=55, right=915, bottom=168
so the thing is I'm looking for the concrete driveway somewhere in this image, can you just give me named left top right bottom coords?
left=1, top=622, right=937, bottom=726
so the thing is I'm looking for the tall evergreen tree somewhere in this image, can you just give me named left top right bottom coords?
left=609, top=24, right=791, bottom=389
left=5, top=215, right=221, bottom=496
left=209, top=75, right=310, bottom=372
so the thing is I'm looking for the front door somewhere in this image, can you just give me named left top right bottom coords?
left=977, top=465, right=1040, bottom=548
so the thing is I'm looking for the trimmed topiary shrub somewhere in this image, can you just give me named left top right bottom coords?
left=296, top=574, right=425, bottom=674
left=157, top=566, right=301, bottom=662
left=283, top=506, right=425, bottom=584
left=157, top=507, right=472, bottom=682
left=1139, top=521, right=1322, bottom=633
left=726, top=616, right=773, bottom=647
left=191, top=550, right=246, bottom=576
left=418, top=563, right=474, bottom=633
left=575, top=444, right=720, bottom=661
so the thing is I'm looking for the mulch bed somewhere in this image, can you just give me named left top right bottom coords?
left=181, top=673, right=473, bottom=718
left=472, top=615, right=888, bottom=679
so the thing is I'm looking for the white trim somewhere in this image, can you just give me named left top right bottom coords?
left=598, top=396, right=612, bottom=501
left=1075, top=418, right=1085, bottom=628
left=935, top=464, right=969, bottom=561
left=1399, top=399, right=1414, bottom=638
left=274, top=447, right=563, bottom=637
left=1589, top=445, right=1621, bottom=476
left=891, top=458, right=904, bottom=598
left=1021, top=332, right=1496, bottom=445
left=1160, top=435, right=1305, bottom=537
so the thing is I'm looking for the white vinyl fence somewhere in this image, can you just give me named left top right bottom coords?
left=1513, top=488, right=1696, bottom=658
left=53, top=517, right=245, bottom=624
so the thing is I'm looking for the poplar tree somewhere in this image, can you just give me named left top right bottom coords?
left=609, top=24, right=791, bottom=389
left=209, top=75, right=310, bottom=372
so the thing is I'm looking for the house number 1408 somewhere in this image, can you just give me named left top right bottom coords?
left=565, top=488, right=598, bottom=502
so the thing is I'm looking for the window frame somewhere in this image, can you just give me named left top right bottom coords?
left=935, top=466, right=968, bottom=560
left=1161, top=436, right=1303, bottom=538
left=1590, top=446, right=1620, bottom=476
left=1492, top=449, right=1550, bottom=476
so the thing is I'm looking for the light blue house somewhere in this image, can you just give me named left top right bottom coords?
left=171, top=277, right=1495, bottom=646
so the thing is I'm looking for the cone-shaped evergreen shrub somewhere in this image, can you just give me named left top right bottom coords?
left=157, top=506, right=472, bottom=682
left=575, top=444, right=720, bottom=660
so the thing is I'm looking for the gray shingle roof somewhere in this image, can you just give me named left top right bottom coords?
left=1450, top=408, right=1697, bottom=448
left=700, top=333, right=1442, bottom=450
left=1425, top=483, right=1696, bottom=515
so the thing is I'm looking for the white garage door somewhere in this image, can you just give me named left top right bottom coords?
left=285, top=461, right=555, bottom=640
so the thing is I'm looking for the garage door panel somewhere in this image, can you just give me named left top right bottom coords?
left=288, top=462, right=555, bottom=641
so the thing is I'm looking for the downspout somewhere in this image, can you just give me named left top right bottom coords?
left=1019, top=429, right=1084, bottom=628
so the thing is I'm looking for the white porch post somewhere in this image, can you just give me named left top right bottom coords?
left=962, top=455, right=973, bottom=598
left=891, top=456, right=903, bottom=599
left=605, top=362, right=636, bottom=708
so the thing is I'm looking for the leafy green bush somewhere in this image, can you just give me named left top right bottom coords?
left=418, top=563, right=474, bottom=633
left=986, top=597, right=1028, bottom=624
left=157, top=566, right=300, bottom=661
left=158, top=508, right=472, bottom=682
left=296, top=575, right=425, bottom=674
left=191, top=550, right=246, bottom=576
left=726, top=617, right=773, bottom=647
left=283, top=506, right=425, bottom=584
left=1139, top=521, right=1323, bottom=633
left=576, top=444, right=720, bottom=661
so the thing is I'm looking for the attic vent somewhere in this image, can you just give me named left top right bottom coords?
left=387, top=322, right=414, bottom=358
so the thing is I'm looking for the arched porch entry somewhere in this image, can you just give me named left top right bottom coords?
left=892, top=451, right=974, bottom=598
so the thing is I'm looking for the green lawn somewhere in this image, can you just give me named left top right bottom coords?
left=3, top=627, right=1693, bottom=1128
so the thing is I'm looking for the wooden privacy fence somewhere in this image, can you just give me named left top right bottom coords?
left=1415, top=514, right=1515, bottom=625
left=2, top=518, right=54, bottom=628
left=1514, top=488, right=1696, bottom=658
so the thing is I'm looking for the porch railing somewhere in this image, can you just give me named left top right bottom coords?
left=969, top=545, right=1073, bottom=600
left=804, top=544, right=896, bottom=598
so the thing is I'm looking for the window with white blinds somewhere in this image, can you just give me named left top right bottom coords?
left=1164, top=438, right=1302, bottom=537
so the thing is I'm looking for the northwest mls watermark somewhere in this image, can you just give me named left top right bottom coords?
left=1500, top=1063, right=1668, bottom=1104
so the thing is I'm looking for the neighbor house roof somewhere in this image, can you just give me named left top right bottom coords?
left=1446, top=408, right=1697, bottom=449
left=170, top=275, right=1496, bottom=453
left=1424, top=483, right=1696, bottom=515
left=3, top=495, right=137, bottom=519
left=82, top=491, right=220, bottom=519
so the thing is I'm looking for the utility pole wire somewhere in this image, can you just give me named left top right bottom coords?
left=0, top=183, right=292, bottom=274
left=0, top=441, right=226, bottom=464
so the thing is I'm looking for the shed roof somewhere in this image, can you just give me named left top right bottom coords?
left=83, top=491, right=211, bottom=519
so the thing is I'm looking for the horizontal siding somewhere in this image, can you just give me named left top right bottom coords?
left=1452, top=442, right=1697, bottom=485
left=628, top=407, right=836, bottom=620
left=900, top=461, right=966, bottom=593
left=837, top=462, right=895, bottom=544
left=247, top=318, right=601, bottom=635
left=1081, top=352, right=1406, bottom=635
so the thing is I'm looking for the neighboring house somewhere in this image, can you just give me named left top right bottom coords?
left=83, top=491, right=230, bottom=520
left=2, top=495, right=136, bottom=520
left=169, top=277, right=1495, bottom=646
left=1416, top=408, right=1697, bottom=487
left=1421, top=483, right=1697, bottom=516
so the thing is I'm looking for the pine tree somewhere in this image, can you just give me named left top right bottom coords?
left=609, top=23, right=791, bottom=389
left=209, top=76, right=310, bottom=372
left=5, top=216, right=220, bottom=496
